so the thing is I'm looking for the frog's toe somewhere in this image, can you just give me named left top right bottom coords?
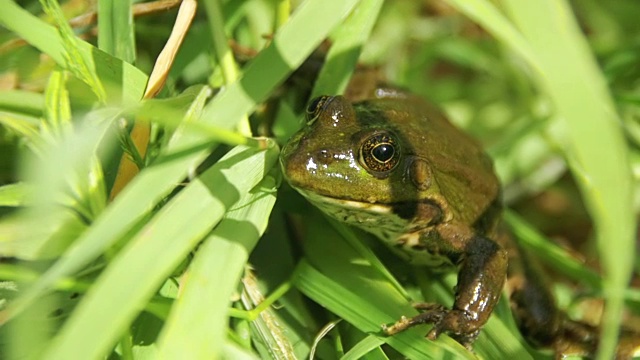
left=384, top=306, right=480, bottom=349
left=427, top=309, right=480, bottom=348
left=382, top=304, right=446, bottom=335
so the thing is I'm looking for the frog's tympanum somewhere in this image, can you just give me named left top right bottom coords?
left=280, top=89, right=639, bottom=357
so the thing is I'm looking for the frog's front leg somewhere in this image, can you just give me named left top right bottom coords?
left=384, top=227, right=508, bottom=348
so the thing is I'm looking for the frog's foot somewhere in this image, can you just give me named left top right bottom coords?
left=382, top=303, right=479, bottom=349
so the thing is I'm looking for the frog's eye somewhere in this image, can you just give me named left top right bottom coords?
left=360, top=133, right=400, bottom=176
left=306, top=96, right=330, bottom=122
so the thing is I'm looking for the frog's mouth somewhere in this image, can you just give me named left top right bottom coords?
left=294, top=186, right=445, bottom=225
left=295, top=187, right=394, bottom=214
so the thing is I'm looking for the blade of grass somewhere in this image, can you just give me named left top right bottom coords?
left=445, top=0, right=634, bottom=357
left=39, top=0, right=106, bottom=102
left=224, top=340, right=261, bottom=360
left=202, top=0, right=249, bottom=136
left=0, top=85, right=209, bottom=323
left=274, top=0, right=290, bottom=31
left=2, top=0, right=359, bottom=331
left=157, top=174, right=278, bottom=359
left=444, top=0, right=542, bottom=74
left=341, top=335, right=386, bottom=360
left=40, top=69, right=105, bottom=221
left=199, top=0, right=360, bottom=124
left=109, top=0, right=196, bottom=199
left=42, top=70, right=71, bottom=131
left=0, top=112, right=39, bottom=139
left=497, top=2, right=634, bottom=358
left=240, top=269, right=298, bottom=360
left=0, top=90, right=44, bottom=117
left=43, top=143, right=279, bottom=359
left=0, top=183, right=28, bottom=207
left=97, top=0, right=136, bottom=64
left=0, top=107, right=119, bottom=260
left=294, top=213, right=475, bottom=360
left=0, top=0, right=146, bottom=104
left=311, top=0, right=384, bottom=98
left=295, top=261, right=472, bottom=360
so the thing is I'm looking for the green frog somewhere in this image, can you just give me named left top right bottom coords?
left=279, top=88, right=638, bottom=357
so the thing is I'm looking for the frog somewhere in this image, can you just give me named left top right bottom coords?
left=279, top=87, right=640, bottom=357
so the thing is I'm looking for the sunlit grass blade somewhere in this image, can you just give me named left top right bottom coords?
left=444, top=0, right=541, bottom=74
left=497, top=1, right=635, bottom=358
left=444, top=0, right=636, bottom=357
left=199, top=0, right=360, bottom=125
left=42, top=143, right=279, bottom=359
left=0, top=86, right=209, bottom=322
left=341, top=335, right=386, bottom=360
left=241, top=270, right=298, bottom=360
left=224, top=340, right=261, bottom=360
left=3, top=1, right=634, bottom=359
left=295, top=261, right=472, bottom=360
left=311, top=0, right=384, bottom=98
left=97, top=0, right=135, bottom=63
left=157, top=174, right=278, bottom=359
left=0, top=183, right=27, bottom=207
left=0, top=90, right=44, bottom=117
left=0, top=112, right=39, bottom=140
left=0, top=108, right=118, bottom=260
left=0, top=0, right=146, bottom=104
left=2, top=0, right=365, bottom=318
left=109, top=0, right=197, bottom=199
left=42, top=70, right=71, bottom=131
left=132, top=90, right=257, bottom=147
left=294, top=213, right=475, bottom=360
left=39, top=0, right=106, bottom=101
left=203, top=0, right=249, bottom=135
left=8, top=0, right=368, bottom=303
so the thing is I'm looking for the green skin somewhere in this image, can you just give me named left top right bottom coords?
left=280, top=90, right=507, bottom=346
left=280, top=89, right=637, bottom=356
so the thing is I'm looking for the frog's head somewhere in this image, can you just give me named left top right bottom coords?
left=280, top=94, right=499, bottom=234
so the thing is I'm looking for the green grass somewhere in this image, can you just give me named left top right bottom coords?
left=0, top=0, right=639, bottom=359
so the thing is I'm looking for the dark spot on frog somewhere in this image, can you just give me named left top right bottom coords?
left=392, top=200, right=443, bottom=225
left=472, top=196, right=502, bottom=234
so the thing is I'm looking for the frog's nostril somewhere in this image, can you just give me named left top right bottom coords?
left=315, top=149, right=333, bottom=164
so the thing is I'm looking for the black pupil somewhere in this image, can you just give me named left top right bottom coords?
left=372, top=144, right=394, bottom=162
